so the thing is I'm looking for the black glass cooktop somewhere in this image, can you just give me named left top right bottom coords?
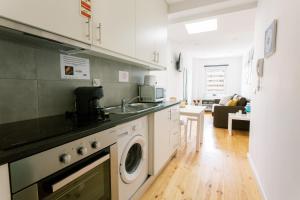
left=0, top=114, right=109, bottom=151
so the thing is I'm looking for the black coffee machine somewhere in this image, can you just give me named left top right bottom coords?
left=74, top=86, right=109, bottom=121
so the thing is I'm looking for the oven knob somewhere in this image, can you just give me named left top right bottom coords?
left=77, top=147, right=88, bottom=155
left=60, top=154, right=72, bottom=164
left=91, top=141, right=101, bottom=149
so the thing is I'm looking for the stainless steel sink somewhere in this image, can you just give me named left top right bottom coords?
left=127, top=102, right=161, bottom=109
left=104, top=102, right=162, bottom=115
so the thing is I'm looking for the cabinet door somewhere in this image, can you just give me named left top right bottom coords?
left=170, top=130, right=180, bottom=153
left=170, top=106, right=180, bottom=152
left=135, top=0, right=158, bottom=64
left=136, top=0, right=168, bottom=65
left=92, top=0, right=135, bottom=57
left=153, top=0, right=168, bottom=66
left=170, top=106, right=180, bottom=126
left=154, top=108, right=171, bottom=174
left=0, top=0, right=92, bottom=44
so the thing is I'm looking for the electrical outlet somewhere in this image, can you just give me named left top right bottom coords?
left=119, top=71, right=129, bottom=82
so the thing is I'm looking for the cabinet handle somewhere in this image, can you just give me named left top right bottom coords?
left=86, top=20, right=91, bottom=39
left=157, top=52, right=160, bottom=63
left=97, top=23, right=102, bottom=43
left=52, top=155, right=109, bottom=192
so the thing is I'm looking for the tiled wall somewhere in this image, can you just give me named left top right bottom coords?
left=0, top=38, right=148, bottom=124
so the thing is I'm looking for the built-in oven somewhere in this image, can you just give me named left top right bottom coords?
left=10, top=128, right=118, bottom=200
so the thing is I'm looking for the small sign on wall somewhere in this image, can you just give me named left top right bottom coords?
left=60, top=54, right=90, bottom=80
left=80, top=0, right=91, bottom=19
left=119, top=71, right=129, bottom=82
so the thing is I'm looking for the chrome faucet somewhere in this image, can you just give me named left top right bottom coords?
left=121, top=96, right=140, bottom=112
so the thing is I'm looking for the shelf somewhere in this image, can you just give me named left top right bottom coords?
left=201, top=99, right=219, bottom=112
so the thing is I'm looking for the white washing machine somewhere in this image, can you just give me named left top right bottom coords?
left=117, top=116, right=148, bottom=200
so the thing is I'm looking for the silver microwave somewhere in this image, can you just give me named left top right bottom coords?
left=139, top=85, right=166, bottom=102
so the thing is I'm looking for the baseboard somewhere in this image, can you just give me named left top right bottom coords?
left=247, top=153, right=268, bottom=200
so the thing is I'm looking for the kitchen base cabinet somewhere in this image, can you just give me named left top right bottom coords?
left=170, top=106, right=180, bottom=153
left=0, top=164, right=11, bottom=200
left=170, top=130, right=180, bottom=153
left=150, top=105, right=180, bottom=175
left=153, top=108, right=171, bottom=175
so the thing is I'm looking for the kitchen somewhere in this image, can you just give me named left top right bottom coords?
left=0, top=0, right=188, bottom=200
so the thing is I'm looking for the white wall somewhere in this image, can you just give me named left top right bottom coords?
left=249, top=0, right=300, bottom=200
left=192, top=56, right=243, bottom=99
left=241, top=46, right=254, bottom=99
left=151, top=42, right=192, bottom=101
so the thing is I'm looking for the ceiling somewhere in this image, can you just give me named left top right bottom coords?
left=168, top=8, right=256, bottom=58
left=166, top=0, right=230, bottom=6
left=166, top=0, right=186, bottom=4
left=167, top=0, right=257, bottom=23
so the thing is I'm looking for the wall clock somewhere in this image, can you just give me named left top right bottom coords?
left=264, top=20, right=277, bottom=58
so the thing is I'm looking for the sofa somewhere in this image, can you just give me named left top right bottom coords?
left=212, top=95, right=250, bottom=130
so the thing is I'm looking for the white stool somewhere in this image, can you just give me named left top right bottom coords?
left=187, top=117, right=198, bottom=140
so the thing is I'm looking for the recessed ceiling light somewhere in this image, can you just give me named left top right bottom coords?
left=185, top=19, right=218, bottom=34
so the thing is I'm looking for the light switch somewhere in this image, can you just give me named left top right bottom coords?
left=119, top=71, right=129, bottom=82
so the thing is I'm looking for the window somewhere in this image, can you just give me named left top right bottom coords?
left=185, top=19, right=218, bottom=34
left=205, top=66, right=227, bottom=95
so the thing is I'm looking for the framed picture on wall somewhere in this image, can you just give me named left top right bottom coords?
left=264, top=20, right=277, bottom=58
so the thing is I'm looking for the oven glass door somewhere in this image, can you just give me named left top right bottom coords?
left=155, top=88, right=165, bottom=99
left=42, top=155, right=111, bottom=200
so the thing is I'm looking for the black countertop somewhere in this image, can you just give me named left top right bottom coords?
left=0, top=101, right=179, bottom=165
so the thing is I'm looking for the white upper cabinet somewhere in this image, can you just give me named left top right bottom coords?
left=92, top=0, right=135, bottom=57
left=0, top=0, right=92, bottom=44
left=153, top=0, right=168, bottom=67
left=136, top=0, right=168, bottom=66
left=0, top=0, right=167, bottom=69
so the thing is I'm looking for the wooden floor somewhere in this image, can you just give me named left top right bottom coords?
left=141, top=114, right=261, bottom=200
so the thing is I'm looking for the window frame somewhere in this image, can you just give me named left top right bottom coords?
left=204, top=65, right=227, bottom=96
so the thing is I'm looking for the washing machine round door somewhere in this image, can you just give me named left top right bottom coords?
left=120, top=135, right=146, bottom=184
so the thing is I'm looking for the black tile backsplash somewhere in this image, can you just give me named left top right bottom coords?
left=0, top=39, right=148, bottom=124
left=0, top=39, right=36, bottom=80
left=0, top=79, right=38, bottom=123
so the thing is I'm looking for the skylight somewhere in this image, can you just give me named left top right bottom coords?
left=185, top=19, right=218, bottom=34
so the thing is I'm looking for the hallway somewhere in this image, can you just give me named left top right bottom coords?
left=141, top=114, right=261, bottom=200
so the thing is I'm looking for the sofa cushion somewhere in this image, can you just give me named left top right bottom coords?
left=213, top=105, right=249, bottom=130
left=237, top=97, right=247, bottom=106
left=226, top=99, right=238, bottom=106
left=219, top=96, right=232, bottom=105
left=232, top=94, right=240, bottom=101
